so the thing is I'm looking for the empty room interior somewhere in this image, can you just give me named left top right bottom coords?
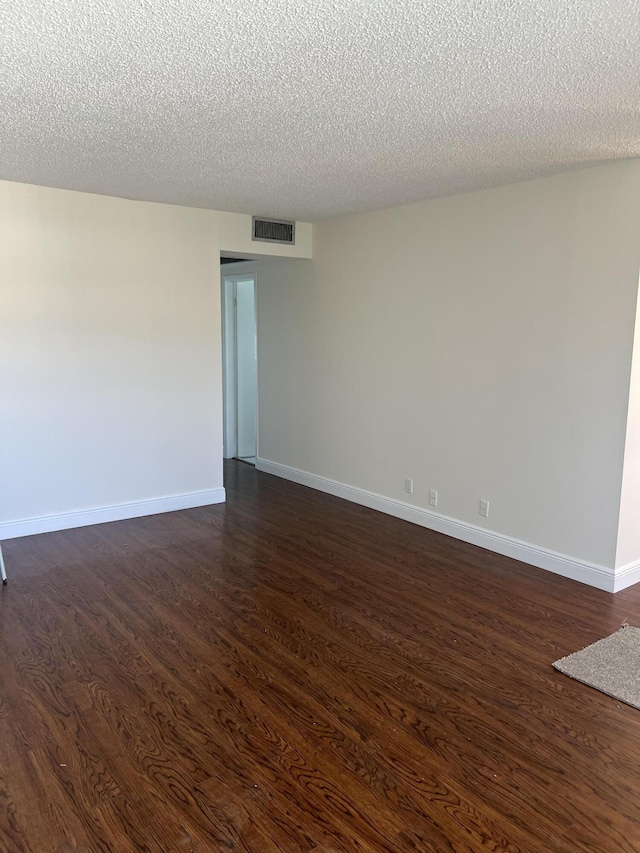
left=2, top=1, right=640, bottom=850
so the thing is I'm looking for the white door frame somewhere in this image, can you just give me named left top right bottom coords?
left=221, top=273, right=257, bottom=459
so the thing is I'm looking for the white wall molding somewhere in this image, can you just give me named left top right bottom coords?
left=0, top=488, right=226, bottom=541
left=256, top=458, right=616, bottom=593
left=613, top=560, right=640, bottom=593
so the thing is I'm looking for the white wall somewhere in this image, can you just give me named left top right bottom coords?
left=4, top=166, right=638, bottom=591
left=0, top=181, right=312, bottom=539
left=616, top=271, right=640, bottom=577
left=0, top=180, right=227, bottom=536
left=251, top=161, right=640, bottom=589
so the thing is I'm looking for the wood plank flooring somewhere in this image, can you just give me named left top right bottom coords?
left=2, top=460, right=640, bottom=851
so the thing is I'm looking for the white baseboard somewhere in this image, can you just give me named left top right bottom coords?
left=256, top=458, right=617, bottom=593
left=0, top=487, right=226, bottom=541
left=613, top=560, right=640, bottom=593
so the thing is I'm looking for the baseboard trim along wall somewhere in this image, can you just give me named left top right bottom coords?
left=614, top=560, right=640, bottom=593
left=256, top=458, right=618, bottom=593
left=0, top=488, right=226, bottom=541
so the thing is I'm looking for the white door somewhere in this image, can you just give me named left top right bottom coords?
left=235, top=278, right=257, bottom=458
left=222, top=275, right=257, bottom=460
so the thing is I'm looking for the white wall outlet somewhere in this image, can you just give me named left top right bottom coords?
left=479, top=499, right=490, bottom=518
left=404, top=478, right=413, bottom=494
left=429, top=489, right=438, bottom=507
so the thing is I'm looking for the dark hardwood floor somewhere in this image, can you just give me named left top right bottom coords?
left=2, top=461, right=640, bottom=851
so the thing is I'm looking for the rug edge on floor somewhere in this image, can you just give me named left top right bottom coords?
left=552, top=625, right=640, bottom=711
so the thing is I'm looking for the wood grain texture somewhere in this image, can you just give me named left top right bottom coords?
left=2, top=459, right=640, bottom=851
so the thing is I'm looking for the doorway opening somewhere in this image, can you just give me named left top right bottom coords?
left=222, top=273, right=257, bottom=465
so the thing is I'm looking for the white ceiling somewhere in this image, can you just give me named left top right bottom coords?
left=1, top=0, right=639, bottom=221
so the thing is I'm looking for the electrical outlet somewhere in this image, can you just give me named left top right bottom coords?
left=404, top=478, right=413, bottom=495
left=479, top=499, right=490, bottom=518
left=429, top=489, right=438, bottom=507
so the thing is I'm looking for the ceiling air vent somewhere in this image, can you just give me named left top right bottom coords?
left=252, top=217, right=295, bottom=245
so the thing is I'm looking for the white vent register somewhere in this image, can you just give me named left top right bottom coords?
left=252, top=217, right=295, bottom=245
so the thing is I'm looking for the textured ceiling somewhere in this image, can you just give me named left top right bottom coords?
left=1, top=0, right=639, bottom=221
